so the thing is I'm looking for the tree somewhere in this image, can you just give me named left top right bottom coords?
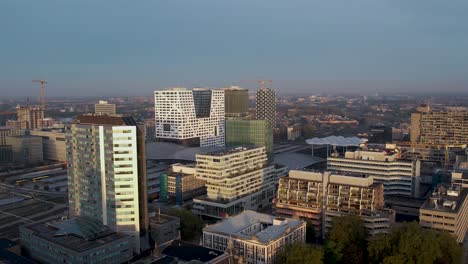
left=275, top=243, right=323, bottom=264
left=325, top=215, right=368, bottom=264
left=305, top=220, right=317, bottom=244
left=168, top=208, right=203, bottom=241
left=368, top=222, right=463, bottom=264
left=302, top=124, right=316, bottom=139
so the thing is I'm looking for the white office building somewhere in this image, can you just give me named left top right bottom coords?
left=154, top=88, right=225, bottom=147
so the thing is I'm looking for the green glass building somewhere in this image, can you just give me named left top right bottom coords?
left=225, top=119, right=273, bottom=158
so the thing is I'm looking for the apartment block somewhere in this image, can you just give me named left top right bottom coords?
left=327, top=146, right=421, bottom=197
left=95, top=100, right=117, bottom=116
left=256, top=88, right=276, bottom=129
left=192, top=146, right=279, bottom=218
left=29, top=129, right=67, bottom=161
left=225, top=119, right=273, bottom=158
left=275, top=170, right=395, bottom=238
left=410, top=105, right=468, bottom=145
left=154, top=87, right=225, bottom=147
left=203, top=211, right=306, bottom=264
left=66, top=115, right=148, bottom=253
left=6, top=106, right=44, bottom=130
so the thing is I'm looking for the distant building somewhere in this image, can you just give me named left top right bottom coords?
left=6, top=135, right=43, bottom=166
left=327, top=146, right=421, bottom=197
left=66, top=115, right=149, bottom=253
left=275, top=170, right=395, bottom=238
left=410, top=105, right=468, bottom=145
left=224, top=86, right=249, bottom=118
left=155, top=239, right=229, bottom=264
left=256, top=88, right=276, bottom=129
left=0, top=128, right=25, bottom=145
left=20, top=217, right=133, bottom=264
left=419, top=173, right=468, bottom=243
left=7, top=106, right=44, bottom=130
left=225, top=119, right=273, bottom=158
left=192, top=146, right=279, bottom=218
left=452, top=171, right=468, bottom=189
left=94, top=100, right=116, bottom=116
left=202, top=211, right=306, bottom=264
left=287, top=125, right=301, bottom=141
left=154, top=88, right=225, bottom=147
left=29, top=129, right=66, bottom=161
left=149, top=212, right=180, bottom=248
left=0, top=145, right=12, bottom=164
left=159, top=163, right=206, bottom=205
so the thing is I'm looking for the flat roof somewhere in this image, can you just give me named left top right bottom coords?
left=146, top=142, right=224, bottom=161
left=200, top=146, right=262, bottom=156
left=421, top=188, right=467, bottom=214
left=306, top=136, right=367, bottom=147
left=161, top=239, right=225, bottom=263
left=203, top=211, right=303, bottom=244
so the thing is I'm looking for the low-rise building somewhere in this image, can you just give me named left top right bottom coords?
left=165, top=163, right=206, bottom=204
left=202, top=211, right=306, bottom=264
left=20, top=217, right=133, bottom=264
left=275, top=170, right=395, bottom=238
left=5, top=135, right=43, bottom=166
left=29, top=129, right=66, bottom=161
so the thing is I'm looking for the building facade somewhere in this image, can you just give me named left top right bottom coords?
left=256, top=88, right=276, bottom=129
left=7, top=106, right=44, bottom=130
left=159, top=163, right=206, bottom=205
left=5, top=135, right=43, bottom=166
left=29, top=129, right=67, bottom=161
left=95, top=100, right=117, bottom=116
left=275, top=170, right=395, bottom=238
left=225, top=119, right=273, bottom=158
left=66, top=115, right=148, bottom=253
left=224, top=86, right=249, bottom=118
left=203, top=211, right=306, bottom=264
left=154, top=88, right=225, bottom=147
left=327, top=147, right=421, bottom=197
left=0, top=128, right=25, bottom=145
left=410, top=105, right=468, bottom=145
left=192, top=146, right=279, bottom=218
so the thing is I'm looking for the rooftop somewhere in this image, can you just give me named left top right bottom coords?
left=200, top=146, right=262, bottom=157
left=149, top=213, right=180, bottom=225
left=21, top=217, right=129, bottom=253
left=76, top=115, right=137, bottom=126
left=306, top=136, right=367, bottom=147
left=421, top=188, right=468, bottom=214
left=203, top=211, right=304, bottom=244
left=161, top=239, right=226, bottom=263
left=146, top=142, right=224, bottom=161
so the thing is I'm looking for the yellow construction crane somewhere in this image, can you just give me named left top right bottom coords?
left=241, top=79, right=272, bottom=90
left=32, top=79, right=48, bottom=111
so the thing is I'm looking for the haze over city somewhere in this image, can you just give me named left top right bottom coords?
left=2, top=0, right=468, bottom=96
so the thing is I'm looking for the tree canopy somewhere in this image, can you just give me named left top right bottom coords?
left=275, top=243, right=324, bottom=264
left=167, top=208, right=203, bottom=241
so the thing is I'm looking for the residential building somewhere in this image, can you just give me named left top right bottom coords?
left=95, top=100, right=117, bottom=116
left=327, top=146, right=421, bottom=197
left=30, top=129, right=67, bottom=161
left=6, top=105, right=44, bottom=130
left=192, top=146, right=279, bottom=218
left=256, top=88, right=276, bottom=129
left=5, top=135, right=43, bottom=166
left=202, top=211, right=306, bottom=264
left=225, top=119, right=273, bottom=158
left=0, top=128, right=25, bottom=145
left=149, top=212, right=180, bottom=248
left=419, top=175, right=468, bottom=243
left=154, top=87, right=225, bottom=147
left=66, top=115, right=149, bottom=253
left=20, top=216, right=133, bottom=264
left=159, top=163, right=206, bottom=205
left=410, top=105, right=468, bottom=145
left=224, top=86, right=249, bottom=118
left=275, top=170, right=395, bottom=238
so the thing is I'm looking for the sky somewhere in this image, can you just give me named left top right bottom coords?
left=1, top=0, right=468, bottom=97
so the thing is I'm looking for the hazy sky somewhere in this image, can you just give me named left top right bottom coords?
left=1, top=0, right=468, bottom=97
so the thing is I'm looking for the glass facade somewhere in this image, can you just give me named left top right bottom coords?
left=226, top=119, right=273, bottom=158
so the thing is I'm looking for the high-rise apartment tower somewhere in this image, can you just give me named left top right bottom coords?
left=256, top=88, right=276, bottom=129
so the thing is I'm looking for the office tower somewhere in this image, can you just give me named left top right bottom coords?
left=275, top=170, right=395, bottom=238
left=29, top=129, right=67, bottom=161
left=419, top=172, right=468, bottom=243
left=95, top=100, right=117, bottom=116
left=256, top=87, right=276, bottom=129
left=410, top=105, right=468, bottom=145
left=327, top=146, right=421, bottom=197
left=225, top=119, right=273, bottom=158
left=224, top=86, right=249, bottom=118
left=192, top=146, right=278, bottom=218
left=154, top=87, right=225, bottom=147
left=6, top=105, right=44, bottom=130
left=203, top=211, right=306, bottom=264
left=66, top=115, right=148, bottom=253
left=5, top=135, right=43, bottom=166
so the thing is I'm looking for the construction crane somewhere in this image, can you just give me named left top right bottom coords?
left=241, top=79, right=272, bottom=90
left=32, top=80, right=48, bottom=111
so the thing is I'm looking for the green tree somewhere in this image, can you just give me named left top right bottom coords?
left=306, top=220, right=317, bottom=244
left=368, top=222, right=463, bottom=264
left=325, top=215, right=368, bottom=264
left=275, top=243, right=323, bottom=264
left=168, top=208, right=203, bottom=241
left=302, top=124, right=316, bottom=139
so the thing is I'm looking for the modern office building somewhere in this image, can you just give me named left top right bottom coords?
left=66, top=115, right=149, bottom=253
left=202, top=211, right=306, bottom=264
left=5, top=135, right=43, bottom=166
left=419, top=175, right=468, bottom=243
left=159, top=163, right=206, bottom=204
left=192, top=146, right=279, bottom=218
left=95, top=100, right=117, bottom=116
left=225, top=119, right=273, bottom=158
left=224, top=86, right=249, bottom=118
left=327, top=146, right=421, bottom=197
left=20, top=216, right=133, bottom=264
left=29, top=129, right=67, bottom=161
left=154, top=87, right=225, bottom=147
left=410, top=105, right=468, bottom=145
left=256, top=88, right=276, bottom=129
left=0, top=128, right=25, bottom=145
left=7, top=105, right=44, bottom=130
left=275, top=170, right=395, bottom=238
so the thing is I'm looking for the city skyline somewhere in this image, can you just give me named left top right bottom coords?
left=2, top=0, right=468, bottom=96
